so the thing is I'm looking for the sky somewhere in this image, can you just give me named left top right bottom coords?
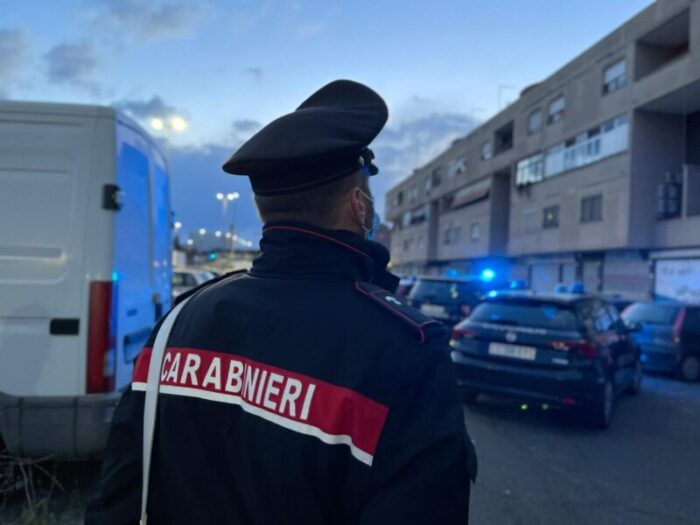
left=0, top=0, right=653, bottom=245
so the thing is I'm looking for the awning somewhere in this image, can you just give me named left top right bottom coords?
left=451, top=180, right=490, bottom=209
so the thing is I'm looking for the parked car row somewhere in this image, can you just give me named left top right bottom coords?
left=402, top=274, right=699, bottom=429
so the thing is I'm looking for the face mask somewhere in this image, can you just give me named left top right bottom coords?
left=359, top=189, right=381, bottom=240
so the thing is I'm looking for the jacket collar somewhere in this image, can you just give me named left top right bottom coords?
left=250, top=221, right=399, bottom=292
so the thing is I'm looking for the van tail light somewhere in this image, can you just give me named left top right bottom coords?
left=87, top=281, right=116, bottom=393
left=551, top=340, right=597, bottom=359
left=672, top=308, right=686, bottom=344
left=452, top=327, right=477, bottom=341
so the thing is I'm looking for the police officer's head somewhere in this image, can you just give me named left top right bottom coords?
left=222, top=80, right=387, bottom=239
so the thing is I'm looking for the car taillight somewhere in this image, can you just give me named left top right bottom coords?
left=672, top=308, right=686, bottom=343
left=87, top=281, right=116, bottom=393
left=551, top=340, right=597, bottom=359
left=452, top=327, right=477, bottom=341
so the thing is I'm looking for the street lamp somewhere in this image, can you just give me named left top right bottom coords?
left=174, top=221, right=182, bottom=230
left=199, top=228, right=206, bottom=236
left=216, top=192, right=240, bottom=252
left=150, top=116, right=188, bottom=134
left=215, top=230, right=222, bottom=238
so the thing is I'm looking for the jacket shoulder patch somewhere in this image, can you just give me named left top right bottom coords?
left=354, top=281, right=443, bottom=343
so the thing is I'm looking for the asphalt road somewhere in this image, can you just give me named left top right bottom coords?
left=1, top=374, right=698, bottom=524
left=466, top=374, right=700, bottom=525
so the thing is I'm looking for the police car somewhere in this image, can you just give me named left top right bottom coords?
left=407, top=273, right=507, bottom=326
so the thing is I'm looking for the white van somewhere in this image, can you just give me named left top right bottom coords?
left=0, top=101, right=172, bottom=457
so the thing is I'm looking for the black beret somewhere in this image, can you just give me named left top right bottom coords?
left=222, top=79, right=388, bottom=196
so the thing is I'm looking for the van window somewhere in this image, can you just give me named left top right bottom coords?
left=623, top=303, right=680, bottom=326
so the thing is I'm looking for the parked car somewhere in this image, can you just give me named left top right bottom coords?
left=598, top=293, right=636, bottom=314
left=396, top=277, right=416, bottom=299
left=450, top=293, right=642, bottom=429
left=0, top=101, right=172, bottom=457
left=407, top=275, right=508, bottom=326
left=172, top=267, right=215, bottom=298
left=622, top=301, right=700, bottom=382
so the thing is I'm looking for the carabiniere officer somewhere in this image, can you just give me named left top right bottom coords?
left=86, top=79, right=477, bottom=525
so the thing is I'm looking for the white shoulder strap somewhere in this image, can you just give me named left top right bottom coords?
left=140, top=296, right=192, bottom=525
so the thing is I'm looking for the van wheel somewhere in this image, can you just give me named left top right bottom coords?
left=627, top=361, right=643, bottom=395
left=585, top=380, right=613, bottom=430
left=677, top=355, right=700, bottom=382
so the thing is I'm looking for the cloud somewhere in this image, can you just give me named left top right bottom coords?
left=230, top=119, right=262, bottom=144
left=164, top=113, right=474, bottom=244
left=243, top=67, right=263, bottom=80
left=94, top=0, right=204, bottom=42
left=370, top=113, right=477, bottom=216
left=296, top=22, right=325, bottom=39
left=44, top=41, right=100, bottom=94
left=232, top=119, right=261, bottom=134
left=115, top=95, right=180, bottom=120
left=0, top=28, right=30, bottom=97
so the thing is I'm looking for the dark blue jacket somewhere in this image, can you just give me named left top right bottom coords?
left=86, top=221, right=476, bottom=524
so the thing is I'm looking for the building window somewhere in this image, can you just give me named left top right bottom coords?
left=408, top=186, right=418, bottom=203
left=543, top=205, right=560, bottom=229
left=541, top=112, right=629, bottom=182
left=528, top=109, right=543, bottom=134
left=425, top=176, right=431, bottom=193
left=481, top=141, right=493, bottom=160
left=470, top=222, right=480, bottom=241
left=443, top=224, right=463, bottom=245
left=548, top=95, right=565, bottom=124
left=448, top=157, right=466, bottom=177
left=494, top=121, right=514, bottom=154
left=581, top=195, right=603, bottom=223
left=431, top=166, right=443, bottom=187
left=603, top=59, right=626, bottom=94
left=515, top=153, right=544, bottom=186
left=403, top=204, right=430, bottom=227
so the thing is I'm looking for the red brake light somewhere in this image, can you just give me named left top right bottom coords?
left=87, top=281, right=116, bottom=393
left=452, top=327, right=477, bottom=341
left=551, top=340, right=597, bottom=359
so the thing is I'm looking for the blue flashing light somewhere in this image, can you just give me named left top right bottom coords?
left=208, top=252, right=218, bottom=261
left=487, top=290, right=499, bottom=298
left=111, top=271, right=119, bottom=282
left=480, top=268, right=496, bottom=281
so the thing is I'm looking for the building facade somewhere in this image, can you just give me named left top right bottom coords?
left=385, top=0, right=700, bottom=301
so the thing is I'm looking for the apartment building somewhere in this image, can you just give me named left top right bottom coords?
left=385, top=0, right=700, bottom=301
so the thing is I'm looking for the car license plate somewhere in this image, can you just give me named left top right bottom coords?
left=420, top=303, right=448, bottom=319
left=488, top=342, right=537, bottom=361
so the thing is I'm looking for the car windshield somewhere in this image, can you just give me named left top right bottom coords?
left=409, top=280, right=478, bottom=303
left=470, top=300, right=579, bottom=331
left=622, top=303, right=680, bottom=325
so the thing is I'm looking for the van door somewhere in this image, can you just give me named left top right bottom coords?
left=113, top=123, right=156, bottom=390
left=0, top=114, right=92, bottom=396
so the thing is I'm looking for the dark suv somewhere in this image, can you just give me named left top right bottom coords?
left=622, top=302, right=700, bottom=382
left=407, top=276, right=506, bottom=326
left=450, top=293, right=642, bottom=429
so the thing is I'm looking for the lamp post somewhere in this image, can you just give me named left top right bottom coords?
left=150, top=115, right=188, bottom=172
left=216, top=192, right=239, bottom=254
